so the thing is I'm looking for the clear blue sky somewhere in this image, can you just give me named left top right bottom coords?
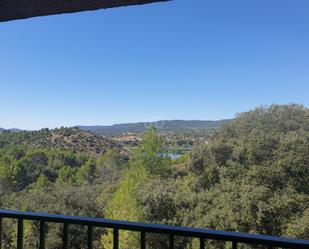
left=1, top=0, right=309, bottom=130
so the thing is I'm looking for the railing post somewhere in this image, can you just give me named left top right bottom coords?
left=169, top=234, right=174, bottom=249
left=200, top=238, right=205, bottom=249
left=39, top=221, right=46, bottom=249
left=232, top=241, right=237, bottom=249
left=87, top=225, right=93, bottom=249
left=63, top=223, right=68, bottom=249
left=0, top=217, right=2, bottom=249
left=17, top=219, right=23, bottom=249
left=0, top=210, right=308, bottom=249
left=141, top=231, right=146, bottom=249
left=113, top=228, right=119, bottom=249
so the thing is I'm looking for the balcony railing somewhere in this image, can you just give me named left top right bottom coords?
left=0, top=210, right=308, bottom=249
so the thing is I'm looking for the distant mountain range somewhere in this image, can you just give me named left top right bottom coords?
left=0, top=127, right=22, bottom=133
left=78, top=119, right=231, bottom=136
left=1, top=119, right=231, bottom=136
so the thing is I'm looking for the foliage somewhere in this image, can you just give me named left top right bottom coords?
left=134, top=126, right=171, bottom=176
left=0, top=127, right=121, bottom=156
left=0, top=104, right=308, bottom=248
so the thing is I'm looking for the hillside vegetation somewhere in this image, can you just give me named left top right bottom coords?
left=0, top=127, right=122, bottom=156
left=78, top=119, right=230, bottom=136
left=184, top=104, right=309, bottom=236
left=0, top=104, right=308, bottom=249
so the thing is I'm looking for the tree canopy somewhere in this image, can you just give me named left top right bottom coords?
left=0, top=104, right=308, bottom=248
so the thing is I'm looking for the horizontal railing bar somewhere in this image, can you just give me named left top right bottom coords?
left=0, top=210, right=308, bottom=249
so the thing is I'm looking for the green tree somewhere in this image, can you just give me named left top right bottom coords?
left=56, top=166, right=77, bottom=186
left=76, top=159, right=97, bottom=185
left=101, top=165, right=148, bottom=249
left=135, top=126, right=170, bottom=176
left=102, top=127, right=172, bottom=248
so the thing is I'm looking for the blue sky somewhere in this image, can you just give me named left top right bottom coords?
left=1, top=0, right=309, bottom=130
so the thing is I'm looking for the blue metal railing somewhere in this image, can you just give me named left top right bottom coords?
left=0, top=209, right=308, bottom=249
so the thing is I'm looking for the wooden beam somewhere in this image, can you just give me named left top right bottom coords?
left=0, top=0, right=171, bottom=22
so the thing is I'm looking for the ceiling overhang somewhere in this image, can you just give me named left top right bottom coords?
left=0, top=0, right=171, bottom=22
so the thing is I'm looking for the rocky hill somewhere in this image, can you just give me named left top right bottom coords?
left=0, top=127, right=122, bottom=155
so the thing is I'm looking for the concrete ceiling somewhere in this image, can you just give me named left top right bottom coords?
left=0, top=0, right=171, bottom=22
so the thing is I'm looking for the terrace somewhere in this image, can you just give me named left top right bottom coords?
left=0, top=1, right=308, bottom=249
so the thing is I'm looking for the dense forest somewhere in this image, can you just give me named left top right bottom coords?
left=0, top=104, right=308, bottom=249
